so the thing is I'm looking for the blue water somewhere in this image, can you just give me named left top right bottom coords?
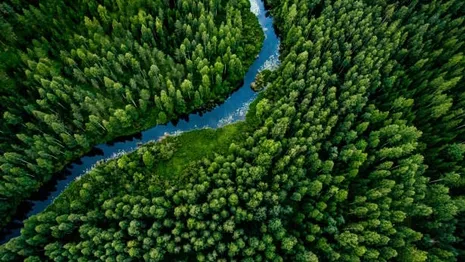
left=0, top=0, right=279, bottom=243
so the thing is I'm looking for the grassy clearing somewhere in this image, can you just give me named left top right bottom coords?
left=154, top=122, right=249, bottom=178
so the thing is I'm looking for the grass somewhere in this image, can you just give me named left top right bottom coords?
left=154, top=122, right=250, bottom=178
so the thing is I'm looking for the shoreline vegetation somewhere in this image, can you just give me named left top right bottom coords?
left=250, top=69, right=271, bottom=91
left=47, top=92, right=265, bottom=216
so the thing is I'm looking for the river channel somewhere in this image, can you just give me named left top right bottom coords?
left=0, top=0, right=280, bottom=243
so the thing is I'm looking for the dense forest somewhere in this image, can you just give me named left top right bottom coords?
left=2, top=0, right=465, bottom=261
left=0, top=0, right=263, bottom=228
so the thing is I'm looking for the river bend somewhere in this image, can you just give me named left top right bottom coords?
left=0, top=0, right=280, bottom=243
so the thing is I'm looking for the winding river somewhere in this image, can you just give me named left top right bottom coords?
left=0, top=0, right=280, bottom=244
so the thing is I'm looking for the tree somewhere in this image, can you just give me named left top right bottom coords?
left=143, top=151, right=155, bottom=167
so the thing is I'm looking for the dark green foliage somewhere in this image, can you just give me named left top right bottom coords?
left=1, top=0, right=465, bottom=261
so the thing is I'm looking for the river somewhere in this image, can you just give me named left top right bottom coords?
left=0, top=0, right=280, bottom=244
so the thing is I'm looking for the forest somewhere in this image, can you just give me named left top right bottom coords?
left=0, top=0, right=263, bottom=228
left=1, top=0, right=465, bottom=261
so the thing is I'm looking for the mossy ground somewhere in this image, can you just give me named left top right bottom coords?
left=154, top=122, right=248, bottom=178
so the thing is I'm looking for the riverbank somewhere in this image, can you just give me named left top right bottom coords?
left=154, top=93, right=264, bottom=179
left=0, top=0, right=279, bottom=244
left=45, top=92, right=264, bottom=216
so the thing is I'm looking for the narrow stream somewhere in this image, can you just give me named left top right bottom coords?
left=0, top=0, right=280, bottom=244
